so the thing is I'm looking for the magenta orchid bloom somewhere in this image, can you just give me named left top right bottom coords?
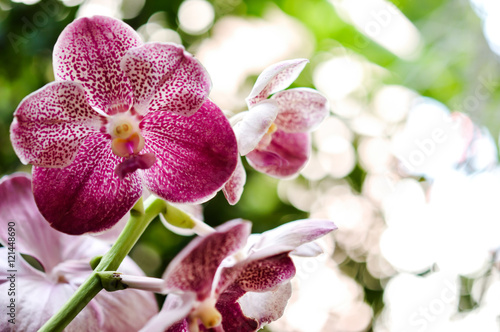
left=10, top=16, right=237, bottom=235
left=141, top=218, right=336, bottom=332
left=0, top=173, right=158, bottom=331
left=223, top=59, right=328, bottom=204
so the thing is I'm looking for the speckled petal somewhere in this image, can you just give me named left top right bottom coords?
left=246, top=130, right=310, bottom=178
left=272, top=88, right=329, bottom=132
left=238, top=282, right=292, bottom=328
left=53, top=16, right=141, bottom=114
left=141, top=99, right=238, bottom=203
left=233, top=101, right=278, bottom=156
left=163, top=220, right=251, bottom=300
left=121, top=42, right=211, bottom=116
left=225, top=253, right=296, bottom=293
left=246, top=59, right=308, bottom=108
left=32, top=134, right=142, bottom=235
left=10, top=81, right=102, bottom=167
left=222, top=157, right=246, bottom=205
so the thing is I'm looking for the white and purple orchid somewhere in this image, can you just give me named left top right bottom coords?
left=0, top=173, right=158, bottom=331
left=10, top=16, right=238, bottom=235
left=223, top=59, right=329, bottom=204
left=140, top=218, right=336, bottom=332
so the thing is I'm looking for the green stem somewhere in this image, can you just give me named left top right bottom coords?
left=38, top=197, right=167, bottom=332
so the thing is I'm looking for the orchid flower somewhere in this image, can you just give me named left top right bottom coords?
left=223, top=59, right=329, bottom=204
left=0, top=173, right=158, bottom=331
left=140, top=218, right=336, bottom=332
left=10, top=16, right=238, bottom=235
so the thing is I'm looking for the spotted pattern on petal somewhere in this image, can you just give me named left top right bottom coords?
left=10, top=81, right=102, bottom=167
left=163, top=220, right=251, bottom=301
left=122, top=42, right=211, bottom=116
left=233, top=254, right=296, bottom=292
left=272, top=88, right=329, bottom=133
left=53, top=16, right=141, bottom=114
left=246, top=59, right=308, bottom=108
left=141, top=100, right=238, bottom=203
left=32, top=134, right=142, bottom=235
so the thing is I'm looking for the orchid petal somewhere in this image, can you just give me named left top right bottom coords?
left=90, top=280, right=158, bottom=332
left=0, top=173, right=78, bottom=272
left=238, top=282, right=292, bottom=328
left=246, top=59, right=308, bottom=107
left=0, top=275, right=74, bottom=331
left=222, top=157, right=247, bottom=205
left=272, top=88, right=329, bottom=133
left=140, top=293, right=195, bottom=332
left=215, top=289, right=259, bottom=332
left=233, top=101, right=279, bottom=156
left=10, top=81, right=102, bottom=167
left=229, top=253, right=296, bottom=293
left=248, top=219, right=336, bottom=259
left=0, top=261, right=157, bottom=332
left=0, top=248, right=46, bottom=280
left=32, top=134, right=142, bottom=235
left=141, top=99, right=238, bottom=203
left=291, top=242, right=324, bottom=257
left=163, top=220, right=251, bottom=300
left=246, top=130, right=310, bottom=178
left=53, top=16, right=141, bottom=114
left=121, top=42, right=211, bottom=116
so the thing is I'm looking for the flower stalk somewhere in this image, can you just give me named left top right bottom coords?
left=39, top=196, right=166, bottom=332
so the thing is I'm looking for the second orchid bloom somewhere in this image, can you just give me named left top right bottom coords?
left=224, top=59, right=329, bottom=205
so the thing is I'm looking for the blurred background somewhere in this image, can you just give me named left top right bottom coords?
left=2, top=0, right=500, bottom=331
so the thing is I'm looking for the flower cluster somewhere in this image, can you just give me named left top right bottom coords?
left=5, top=15, right=335, bottom=332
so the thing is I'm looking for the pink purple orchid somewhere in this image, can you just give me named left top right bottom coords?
left=0, top=173, right=158, bottom=331
left=223, top=59, right=329, bottom=204
left=140, top=218, right=336, bottom=332
left=10, top=15, right=238, bottom=235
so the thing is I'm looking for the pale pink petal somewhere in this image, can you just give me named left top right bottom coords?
left=163, top=220, right=251, bottom=300
left=248, top=219, right=337, bottom=259
left=140, top=293, right=195, bottom=332
left=141, top=99, right=238, bottom=203
left=90, top=281, right=158, bottom=332
left=0, top=173, right=83, bottom=273
left=0, top=266, right=156, bottom=332
left=272, top=88, right=329, bottom=132
left=222, top=157, right=246, bottom=205
left=121, top=42, right=211, bottom=116
left=233, top=101, right=279, bottom=156
left=32, top=134, right=142, bottom=235
left=238, top=282, right=292, bottom=328
left=0, top=275, right=74, bottom=331
left=10, top=81, right=102, bottom=167
left=53, top=16, right=141, bottom=114
left=246, top=130, right=310, bottom=178
left=246, top=59, right=308, bottom=107
left=0, top=248, right=46, bottom=280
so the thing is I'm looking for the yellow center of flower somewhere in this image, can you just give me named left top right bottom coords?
left=188, top=298, right=222, bottom=331
left=108, top=117, right=145, bottom=158
left=267, top=122, right=278, bottom=135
